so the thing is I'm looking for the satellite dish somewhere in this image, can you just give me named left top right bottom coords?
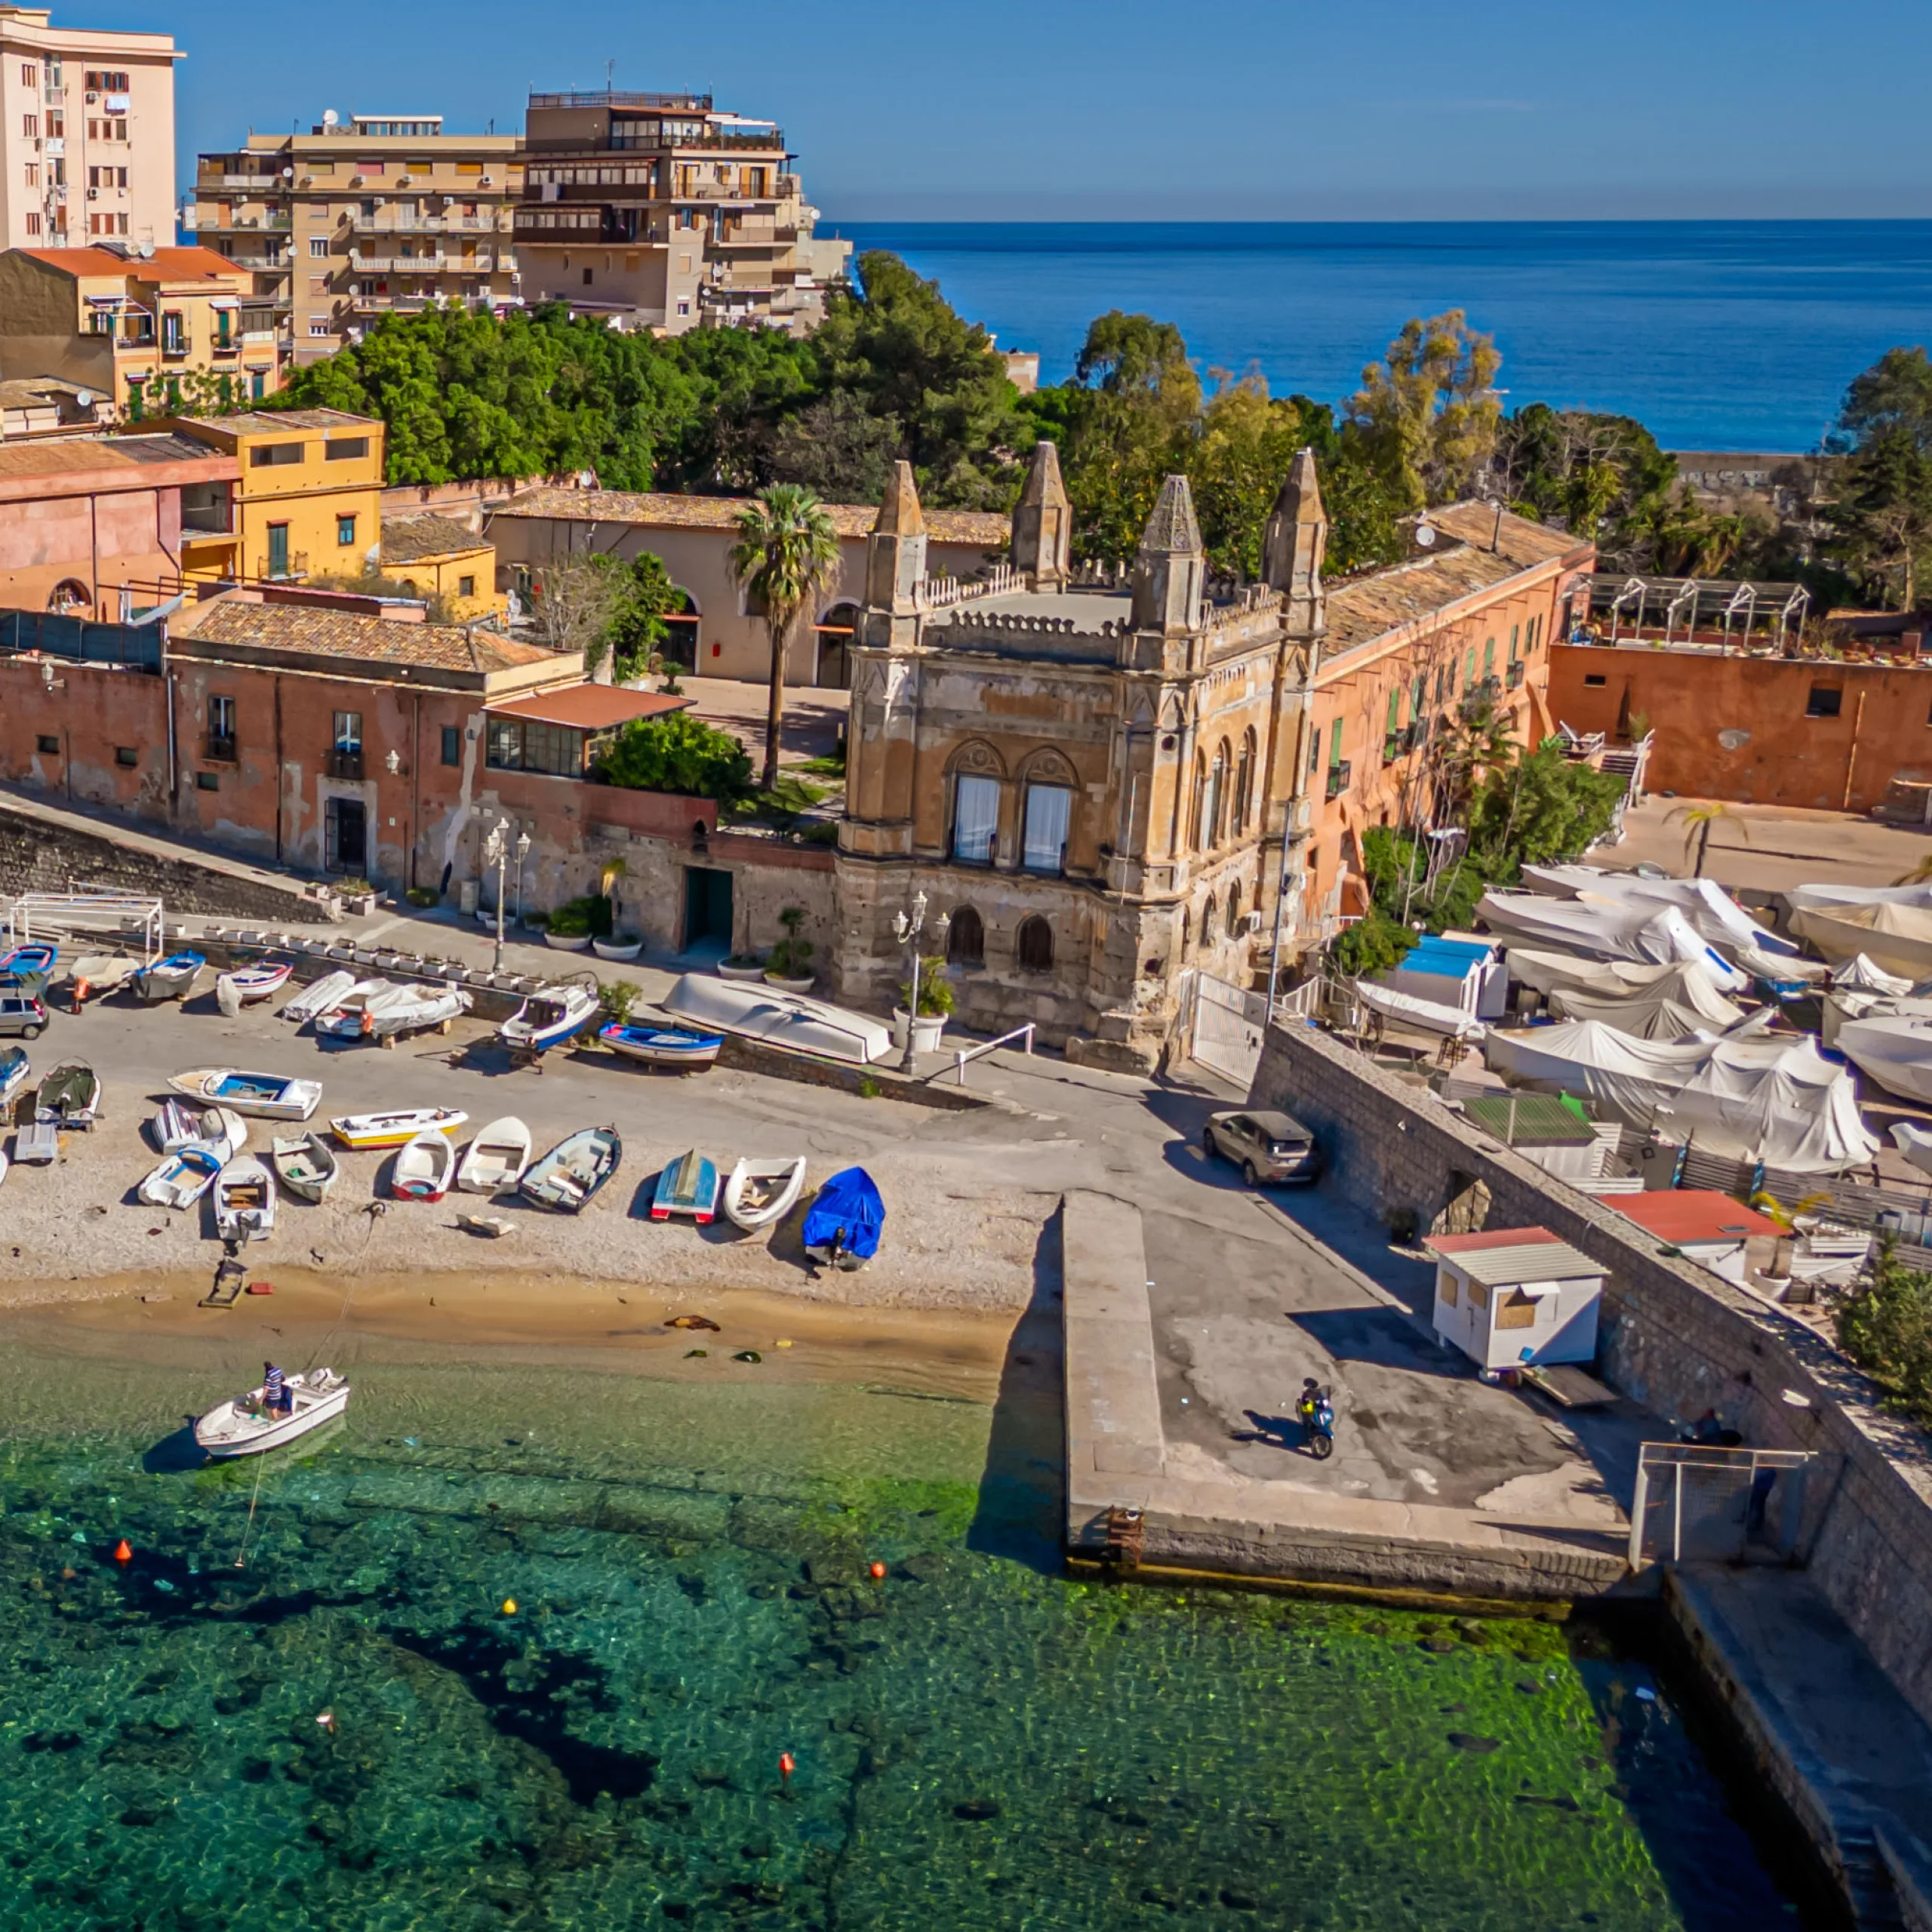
left=74, top=389, right=94, bottom=408
left=321, top=108, right=340, bottom=128
left=281, top=166, right=294, bottom=178
left=1414, top=523, right=1436, bottom=549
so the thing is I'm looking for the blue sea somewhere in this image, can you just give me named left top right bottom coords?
left=829, top=221, right=1932, bottom=454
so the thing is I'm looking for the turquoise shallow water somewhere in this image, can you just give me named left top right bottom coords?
left=0, top=1348, right=1819, bottom=1930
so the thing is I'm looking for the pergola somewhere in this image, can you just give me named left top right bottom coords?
left=1589, top=574, right=1810, bottom=651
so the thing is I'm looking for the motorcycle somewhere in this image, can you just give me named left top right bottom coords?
left=1300, top=1388, right=1336, bottom=1460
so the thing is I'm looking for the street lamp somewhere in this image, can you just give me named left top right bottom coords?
left=514, top=830, right=531, bottom=929
left=484, top=817, right=512, bottom=972
left=892, top=888, right=949, bottom=1072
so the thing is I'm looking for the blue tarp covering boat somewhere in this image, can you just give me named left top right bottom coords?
left=801, top=1166, right=884, bottom=1267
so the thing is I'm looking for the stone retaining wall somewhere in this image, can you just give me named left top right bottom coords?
left=1250, top=1018, right=1932, bottom=1731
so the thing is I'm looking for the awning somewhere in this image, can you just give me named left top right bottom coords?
left=483, top=685, right=691, bottom=731
left=208, top=296, right=241, bottom=310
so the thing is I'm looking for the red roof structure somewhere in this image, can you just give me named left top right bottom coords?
left=1610, top=1190, right=1782, bottom=1244
left=483, top=686, right=690, bottom=731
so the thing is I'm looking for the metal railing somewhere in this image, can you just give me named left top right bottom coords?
left=325, top=749, right=365, bottom=780
left=1628, top=1441, right=1820, bottom=1571
left=937, top=1023, right=1035, bottom=1087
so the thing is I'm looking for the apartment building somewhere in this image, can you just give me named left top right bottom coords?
left=0, top=243, right=275, bottom=417
left=189, top=113, right=522, bottom=365
left=0, top=7, right=178, bottom=251
left=515, top=90, right=851, bottom=334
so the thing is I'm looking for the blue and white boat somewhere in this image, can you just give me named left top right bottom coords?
left=137, top=1144, right=223, bottom=1211
left=134, top=951, right=205, bottom=1003
left=499, top=983, right=601, bottom=1057
left=598, top=1020, right=723, bottom=1071
left=0, top=943, right=58, bottom=994
left=168, top=1066, right=323, bottom=1121
left=651, top=1148, right=720, bottom=1223
left=518, top=1124, right=621, bottom=1214
left=0, top=1044, right=29, bottom=1109
left=801, top=1168, right=885, bottom=1271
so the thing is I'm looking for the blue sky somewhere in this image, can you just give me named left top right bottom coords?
left=87, top=0, right=1932, bottom=220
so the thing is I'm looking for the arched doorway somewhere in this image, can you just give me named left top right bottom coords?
left=814, top=601, right=860, bottom=688
left=660, top=589, right=700, bottom=672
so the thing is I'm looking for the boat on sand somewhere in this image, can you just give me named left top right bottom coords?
left=392, top=1129, right=457, bottom=1201
left=518, top=1125, right=621, bottom=1214
left=212, top=1153, right=276, bottom=1244
left=329, top=1106, right=466, bottom=1152
left=499, top=983, right=601, bottom=1057
left=168, top=1068, right=322, bottom=1121
left=457, top=1117, right=532, bottom=1193
left=35, top=1062, right=100, bottom=1128
left=722, top=1156, right=806, bottom=1231
left=134, top=952, right=205, bottom=1002
left=801, top=1168, right=885, bottom=1271
left=137, top=1144, right=222, bottom=1211
left=598, top=1020, right=724, bottom=1071
left=652, top=1149, right=720, bottom=1223
left=152, top=1099, right=247, bottom=1157
left=270, top=1131, right=340, bottom=1204
left=194, top=1367, right=350, bottom=1457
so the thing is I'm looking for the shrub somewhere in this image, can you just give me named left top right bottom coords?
left=546, top=896, right=613, bottom=940
left=595, top=711, right=754, bottom=804
left=768, top=905, right=814, bottom=979
left=1331, top=906, right=1417, bottom=978
left=1836, top=1240, right=1932, bottom=1429
left=599, top=979, right=640, bottom=1024
left=405, top=885, right=438, bottom=908
left=900, top=955, right=955, bottom=1018
left=334, top=877, right=375, bottom=898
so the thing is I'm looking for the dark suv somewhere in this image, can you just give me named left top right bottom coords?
left=0, top=991, right=47, bottom=1039
left=1203, top=1109, right=1322, bottom=1186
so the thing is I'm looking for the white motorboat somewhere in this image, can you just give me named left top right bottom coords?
left=281, top=969, right=358, bottom=1026
left=392, top=1128, right=457, bottom=1201
left=152, top=1098, right=248, bottom=1158
left=169, top=1068, right=323, bottom=1121
left=722, top=1155, right=808, bottom=1232
left=364, top=980, right=470, bottom=1042
left=457, top=1117, right=533, bottom=1194
left=330, top=1106, right=466, bottom=1152
left=216, top=961, right=293, bottom=1014
left=212, top=1153, right=276, bottom=1244
left=270, top=1131, right=340, bottom=1204
left=194, top=1367, right=351, bottom=1457
left=498, top=982, right=601, bottom=1057
left=138, top=1144, right=223, bottom=1211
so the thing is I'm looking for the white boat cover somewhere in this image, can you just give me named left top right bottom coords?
left=1832, top=953, right=1916, bottom=996
left=1784, top=882, right=1932, bottom=915
left=1522, top=864, right=1798, bottom=958
left=1789, top=901, right=1932, bottom=980
left=1352, top=979, right=1486, bottom=1041
left=1482, top=1020, right=1878, bottom=1173
left=1549, top=964, right=1747, bottom=1040
left=663, top=974, right=894, bottom=1066
left=1890, top=1121, right=1932, bottom=1178
left=1505, top=949, right=1687, bottom=998
left=1476, top=893, right=1751, bottom=992
left=1837, top=1011, right=1932, bottom=1106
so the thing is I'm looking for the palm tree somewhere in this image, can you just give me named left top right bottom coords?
left=1666, top=801, right=1747, bottom=877
left=727, top=485, right=843, bottom=793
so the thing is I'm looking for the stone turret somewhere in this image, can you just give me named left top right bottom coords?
left=1011, top=438, right=1071, bottom=590
left=1262, top=447, right=1327, bottom=639
left=1130, top=474, right=1204, bottom=635
left=864, top=460, right=928, bottom=617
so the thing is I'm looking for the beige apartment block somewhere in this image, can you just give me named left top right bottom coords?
left=189, top=113, right=522, bottom=365
left=0, top=6, right=178, bottom=251
left=515, top=90, right=851, bottom=334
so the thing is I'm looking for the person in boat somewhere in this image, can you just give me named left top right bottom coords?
left=263, top=1362, right=293, bottom=1415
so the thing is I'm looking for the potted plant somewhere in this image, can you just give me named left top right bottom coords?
left=543, top=900, right=594, bottom=952
left=892, top=954, right=955, bottom=1054
left=405, top=885, right=438, bottom=909
left=334, top=877, right=377, bottom=916
left=762, top=906, right=816, bottom=991
left=589, top=860, right=645, bottom=959
left=718, top=950, right=766, bottom=981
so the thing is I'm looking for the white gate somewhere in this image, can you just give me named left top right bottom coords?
left=1180, top=970, right=1269, bottom=1088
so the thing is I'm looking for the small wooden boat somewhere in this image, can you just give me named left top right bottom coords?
left=212, top=1153, right=276, bottom=1244
left=457, top=1212, right=515, bottom=1238
left=329, top=1106, right=466, bottom=1152
left=801, top=1167, right=885, bottom=1271
left=392, top=1128, right=457, bottom=1201
left=457, top=1116, right=532, bottom=1194
left=65, top=954, right=138, bottom=1002
left=0, top=1044, right=29, bottom=1109
left=652, top=1148, right=721, bottom=1224
left=598, top=1020, right=724, bottom=1071
left=152, top=1099, right=248, bottom=1158
left=499, top=983, right=600, bottom=1057
left=519, top=1125, right=621, bottom=1214
left=281, top=968, right=357, bottom=1026
left=194, top=1367, right=350, bottom=1458
left=0, top=943, right=58, bottom=994
left=270, top=1131, right=340, bottom=1204
left=134, top=951, right=205, bottom=1002
left=312, top=978, right=398, bottom=1041
left=216, top=961, right=293, bottom=1014
left=138, top=1144, right=222, bottom=1211
left=722, top=1155, right=808, bottom=1232
left=168, top=1068, right=323, bottom=1121
left=35, top=1062, right=100, bottom=1128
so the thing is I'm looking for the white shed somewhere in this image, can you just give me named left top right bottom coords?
left=1423, top=1226, right=1605, bottom=1371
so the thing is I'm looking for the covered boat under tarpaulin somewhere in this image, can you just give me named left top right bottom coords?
left=1784, top=882, right=1932, bottom=916
left=1822, top=989, right=1932, bottom=1048
left=1475, top=893, right=1750, bottom=992
left=1831, top=953, right=1915, bottom=996
left=1504, top=949, right=1692, bottom=999
left=1353, top=978, right=1487, bottom=1040
left=1789, top=900, right=1932, bottom=980
left=1481, top=1020, right=1878, bottom=1173
left=1548, top=963, right=1747, bottom=1039
left=1522, top=865, right=1798, bottom=958
left=1837, top=1011, right=1932, bottom=1105
left=801, top=1167, right=884, bottom=1263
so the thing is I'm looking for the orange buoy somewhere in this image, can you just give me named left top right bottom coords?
left=778, top=1752, right=795, bottom=1784
left=868, top=1561, right=886, bottom=1581
left=112, top=1538, right=132, bottom=1564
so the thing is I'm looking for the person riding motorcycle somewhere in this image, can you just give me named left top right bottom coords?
left=1296, top=1377, right=1335, bottom=1454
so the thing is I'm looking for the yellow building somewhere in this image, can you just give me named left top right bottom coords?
left=160, top=407, right=383, bottom=585
left=380, top=512, right=503, bottom=620
left=0, top=244, right=279, bottom=420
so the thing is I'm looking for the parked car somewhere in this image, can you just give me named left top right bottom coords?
left=0, top=991, right=47, bottom=1039
left=1203, top=1108, right=1321, bottom=1186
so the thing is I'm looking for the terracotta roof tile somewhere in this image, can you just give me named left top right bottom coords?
left=0, top=433, right=231, bottom=481
left=180, top=600, right=555, bottom=676
left=20, top=245, right=246, bottom=281
left=494, top=485, right=1009, bottom=548
left=380, top=514, right=491, bottom=564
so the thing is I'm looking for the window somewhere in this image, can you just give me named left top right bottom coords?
left=441, top=724, right=462, bottom=768
left=1384, top=688, right=1401, bottom=759
left=583, top=267, right=593, bottom=285
left=1226, top=881, right=1242, bottom=934
left=35, top=734, right=59, bottom=755
left=266, top=523, right=291, bottom=577
left=457, top=574, right=475, bottom=598
left=309, top=321, right=333, bottom=337
left=251, top=441, right=304, bottom=467
left=21, top=115, right=35, bottom=139
left=250, top=372, right=266, bottom=401
left=1495, top=1289, right=1540, bottom=1331
left=1017, top=915, right=1054, bottom=972
left=1201, top=896, right=1219, bottom=947
left=1198, top=743, right=1226, bottom=848
left=309, top=238, right=328, bottom=257
left=951, top=773, right=1000, bottom=865
left=1583, top=673, right=1607, bottom=688
left=1509, top=623, right=1521, bottom=660
left=1328, top=718, right=1344, bottom=768
left=485, top=718, right=585, bottom=777
left=1440, top=1274, right=1460, bottom=1309
left=336, top=514, right=357, bottom=546
left=1484, top=638, right=1496, bottom=678
left=1807, top=686, right=1843, bottom=718
left=23, top=212, right=38, bottom=236
left=946, top=906, right=984, bottom=968
left=20, top=63, right=35, bottom=85
left=1022, top=783, right=1072, bottom=873
left=195, top=771, right=220, bottom=792
left=208, top=694, right=235, bottom=743
left=115, top=746, right=138, bottom=768
left=1232, top=731, right=1254, bottom=835
left=333, top=711, right=363, bottom=753
left=325, top=436, right=369, bottom=460
left=1466, top=646, right=1477, bottom=687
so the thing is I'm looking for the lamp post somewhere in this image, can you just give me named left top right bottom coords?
left=892, top=889, right=949, bottom=1073
left=484, top=817, right=512, bottom=973
left=514, top=830, right=531, bottom=929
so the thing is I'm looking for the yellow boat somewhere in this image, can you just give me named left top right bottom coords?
left=329, top=1106, right=468, bottom=1152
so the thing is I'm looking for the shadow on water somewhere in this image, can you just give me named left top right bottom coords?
left=966, top=1204, right=1065, bottom=1574
left=141, top=1425, right=205, bottom=1474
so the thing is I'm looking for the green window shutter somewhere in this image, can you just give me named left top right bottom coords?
left=1329, top=718, right=1344, bottom=767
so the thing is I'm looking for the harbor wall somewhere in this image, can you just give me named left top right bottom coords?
left=1248, top=1018, right=1932, bottom=1733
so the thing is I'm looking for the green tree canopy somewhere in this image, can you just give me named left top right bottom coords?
left=595, top=711, right=754, bottom=802
left=1346, top=309, right=1503, bottom=512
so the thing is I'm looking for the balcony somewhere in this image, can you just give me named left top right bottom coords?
left=204, top=736, right=238, bottom=765
left=195, top=213, right=291, bottom=232
left=326, top=749, right=365, bottom=780
left=211, top=172, right=280, bottom=189
left=349, top=211, right=506, bottom=233
left=1324, top=759, right=1352, bottom=800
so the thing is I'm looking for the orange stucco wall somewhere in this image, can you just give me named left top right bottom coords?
left=1546, top=642, right=1932, bottom=812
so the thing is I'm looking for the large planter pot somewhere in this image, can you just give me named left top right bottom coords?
left=891, top=1008, right=947, bottom=1054
left=718, top=959, right=767, bottom=983
left=764, top=971, right=816, bottom=994
left=592, top=934, right=645, bottom=962
left=545, top=931, right=592, bottom=952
